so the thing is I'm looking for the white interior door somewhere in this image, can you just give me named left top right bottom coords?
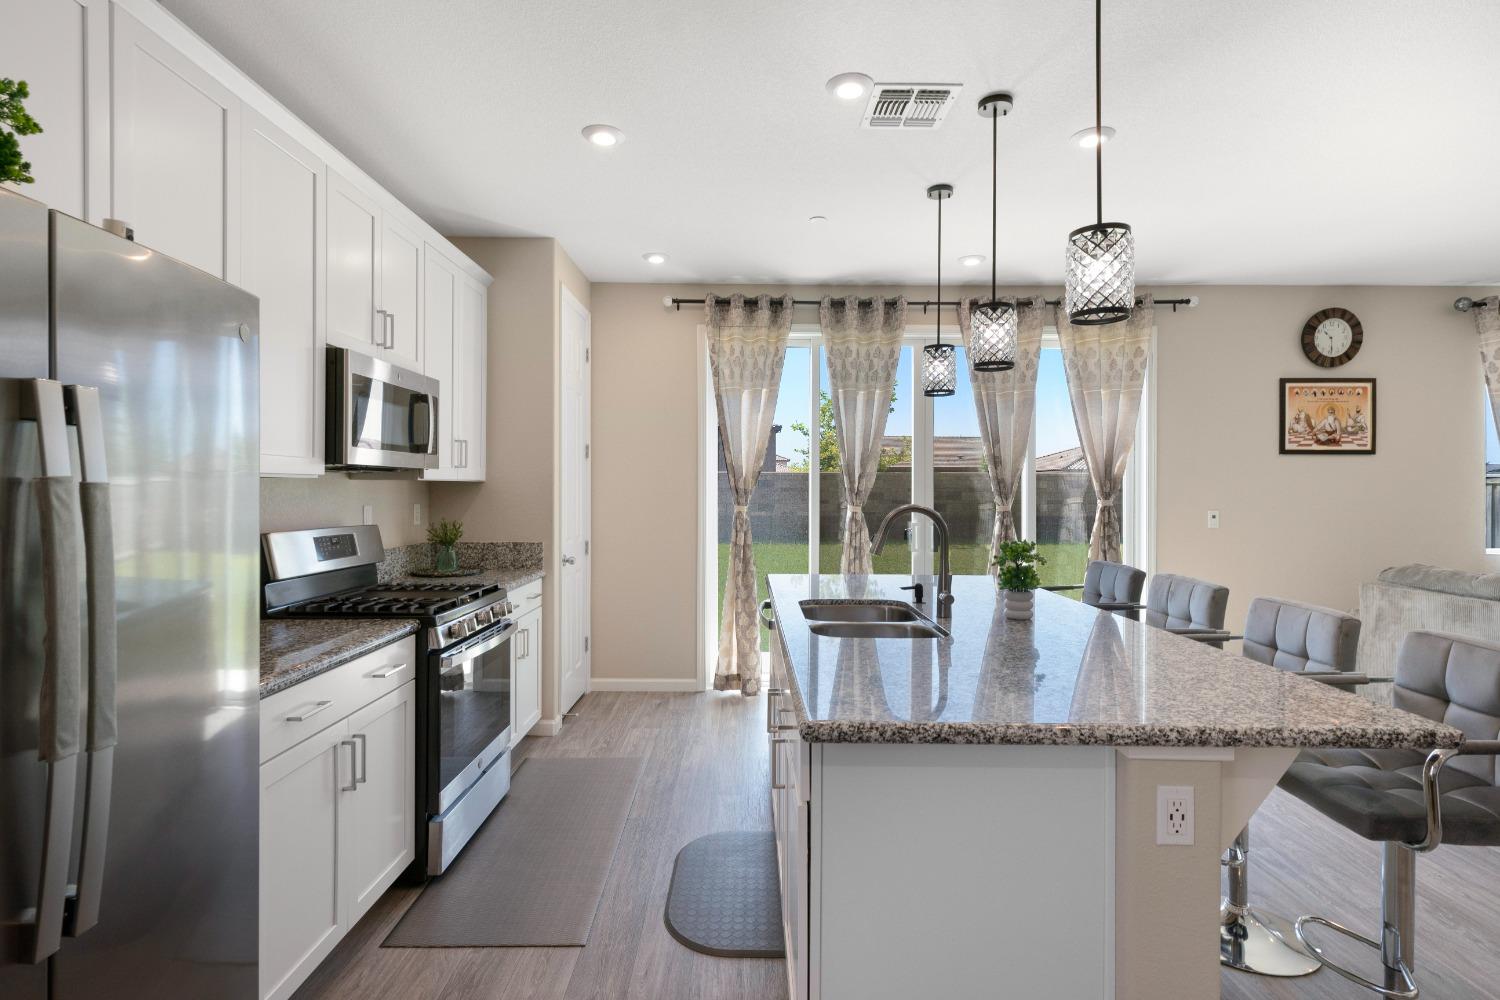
left=559, top=286, right=591, bottom=715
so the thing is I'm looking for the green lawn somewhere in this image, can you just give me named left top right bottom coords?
left=716, top=541, right=1089, bottom=646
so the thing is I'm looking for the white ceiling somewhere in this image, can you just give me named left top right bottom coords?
left=161, top=0, right=1500, bottom=286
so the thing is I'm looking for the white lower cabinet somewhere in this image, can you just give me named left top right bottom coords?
left=770, top=643, right=811, bottom=1000
left=509, top=583, right=544, bottom=746
left=259, top=640, right=416, bottom=1000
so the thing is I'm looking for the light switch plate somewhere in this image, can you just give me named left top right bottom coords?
left=362, top=504, right=375, bottom=526
left=413, top=503, right=422, bottom=526
left=1207, top=510, right=1220, bottom=529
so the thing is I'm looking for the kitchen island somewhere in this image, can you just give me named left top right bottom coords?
left=763, top=574, right=1459, bottom=1000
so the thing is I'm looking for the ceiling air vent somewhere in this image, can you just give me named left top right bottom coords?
left=861, top=83, right=963, bottom=129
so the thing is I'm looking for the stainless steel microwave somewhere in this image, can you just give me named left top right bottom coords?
left=326, top=347, right=439, bottom=470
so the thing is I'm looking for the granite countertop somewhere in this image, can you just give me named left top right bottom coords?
left=260, top=619, right=419, bottom=698
left=390, top=566, right=545, bottom=591
left=766, top=574, right=1463, bottom=750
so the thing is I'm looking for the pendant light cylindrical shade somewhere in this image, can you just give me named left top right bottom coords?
left=1065, top=222, right=1135, bottom=325
left=971, top=92, right=1017, bottom=371
left=924, top=183, right=956, bottom=397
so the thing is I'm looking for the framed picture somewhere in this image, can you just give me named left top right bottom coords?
left=1280, top=378, right=1376, bottom=455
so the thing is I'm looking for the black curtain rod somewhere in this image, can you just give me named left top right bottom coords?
left=667, top=295, right=1198, bottom=312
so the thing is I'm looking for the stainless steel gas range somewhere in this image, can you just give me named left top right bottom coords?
left=262, top=525, right=515, bottom=876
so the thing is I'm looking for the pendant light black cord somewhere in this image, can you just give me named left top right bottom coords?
left=936, top=190, right=943, bottom=346
left=1095, top=0, right=1104, bottom=225
left=990, top=108, right=998, bottom=301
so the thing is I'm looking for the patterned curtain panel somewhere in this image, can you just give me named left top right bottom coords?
left=1056, top=294, right=1154, bottom=562
left=1477, top=296, right=1500, bottom=448
left=820, top=296, right=907, bottom=573
left=957, top=297, right=1044, bottom=571
left=707, top=294, right=792, bottom=695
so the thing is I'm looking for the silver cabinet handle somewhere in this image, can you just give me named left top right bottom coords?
left=385, top=311, right=396, bottom=349
left=352, top=733, right=368, bottom=785
left=771, top=736, right=791, bottom=790
left=21, top=379, right=80, bottom=962
left=340, top=739, right=359, bottom=792
left=759, top=599, right=776, bottom=630
left=64, top=384, right=116, bottom=939
left=461, top=439, right=468, bottom=468
left=374, top=308, right=387, bottom=346
left=561, top=555, right=577, bottom=565
left=285, top=699, right=334, bottom=723
left=453, top=438, right=461, bottom=468
left=766, top=686, right=785, bottom=734
left=367, top=663, right=408, bottom=680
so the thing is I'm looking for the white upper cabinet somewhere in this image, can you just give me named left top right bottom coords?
left=241, top=108, right=325, bottom=477
left=0, top=0, right=108, bottom=223
left=422, top=247, right=458, bottom=479
left=458, top=275, right=488, bottom=481
left=380, top=217, right=424, bottom=371
left=111, top=6, right=239, bottom=280
left=326, top=171, right=382, bottom=355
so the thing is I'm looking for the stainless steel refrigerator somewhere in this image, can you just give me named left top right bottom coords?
left=0, top=188, right=259, bottom=999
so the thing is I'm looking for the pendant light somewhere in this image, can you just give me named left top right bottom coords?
left=923, top=183, right=957, bottom=397
left=1064, top=0, right=1135, bottom=326
left=970, top=92, right=1017, bottom=372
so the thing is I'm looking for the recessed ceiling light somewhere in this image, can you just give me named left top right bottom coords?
left=582, top=124, right=624, bottom=147
left=808, top=215, right=829, bottom=224
left=825, top=72, right=874, bottom=101
left=1070, top=125, right=1117, bottom=148
left=959, top=254, right=986, bottom=267
left=642, top=252, right=667, bottom=265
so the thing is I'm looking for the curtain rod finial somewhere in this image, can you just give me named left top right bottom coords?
left=663, top=295, right=677, bottom=311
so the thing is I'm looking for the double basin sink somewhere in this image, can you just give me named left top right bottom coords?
left=799, top=600, right=948, bottom=639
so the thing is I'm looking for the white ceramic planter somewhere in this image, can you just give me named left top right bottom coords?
left=1004, top=589, right=1035, bottom=621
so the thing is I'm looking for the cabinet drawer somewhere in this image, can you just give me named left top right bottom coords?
left=261, top=638, right=416, bottom=764
left=509, top=582, right=542, bottom=619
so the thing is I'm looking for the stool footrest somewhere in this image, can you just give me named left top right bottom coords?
left=1295, top=915, right=1417, bottom=998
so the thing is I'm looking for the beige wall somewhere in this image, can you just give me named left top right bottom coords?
left=590, top=282, right=1498, bottom=684
left=430, top=237, right=591, bottom=724
left=260, top=474, right=431, bottom=547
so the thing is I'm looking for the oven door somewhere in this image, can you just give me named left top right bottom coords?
left=432, top=620, right=515, bottom=815
left=327, top=347, right=439, bottom=470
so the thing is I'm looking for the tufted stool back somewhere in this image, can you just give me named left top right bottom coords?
left=1394, top=631, right=1500, bottom=784
left=1143, top=573, right=1229, bottom=632
left=1243, top=598, right=1360, bottom=674
left=1081, top=560, right=1146, bottom=609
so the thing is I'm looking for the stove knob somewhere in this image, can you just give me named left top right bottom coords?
left=475, top=608, right=492, bottom=626
left=447, top=621, right=468, bottom=642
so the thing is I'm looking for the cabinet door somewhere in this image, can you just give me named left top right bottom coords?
left=457, top=276, right=488, bottom=481
left=326, top=170, right=381, bottom=353
left=421, top=248, right=458, bottom=480
left=260, top=721, right=351, bottom=1000
left=379, top=218, right=423, bottom=370
left=0, top=0, right=108, bottom=222
left=342, top=682, right=416, bottom=924
left=242, top=108, right=325, bottom=477
left=111, top=7, right=239, bottom=279
left=513, top=608, right=542, bottom=742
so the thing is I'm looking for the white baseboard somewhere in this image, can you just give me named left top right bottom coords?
left=587, top=677, right=704, bottom=693
left=531, top=717, right=563, bottom=737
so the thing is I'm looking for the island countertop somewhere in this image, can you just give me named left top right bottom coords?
left=766, top=574, right=1462, bottom=749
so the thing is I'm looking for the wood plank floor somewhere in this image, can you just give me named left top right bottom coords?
left=294, top=690, right=1500, bottom=1000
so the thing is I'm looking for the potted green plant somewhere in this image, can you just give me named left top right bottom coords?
left=993, top=540, right=1045, bottom=621
left=427, top=518, right=464, bottom=573
left=1, top=79, right=43, bottom=186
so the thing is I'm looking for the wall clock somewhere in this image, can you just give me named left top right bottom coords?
left=1301, top=308, right=1362, bottom=367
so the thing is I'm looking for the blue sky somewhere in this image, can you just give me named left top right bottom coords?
left=771, top=346, right=1081, bottom=463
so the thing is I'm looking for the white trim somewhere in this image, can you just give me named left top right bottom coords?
left=531, top=717, right=562, bottom=737
left=589, top=678, right=707, bottom=693
left=1117, top=747, right=1234, bottom=761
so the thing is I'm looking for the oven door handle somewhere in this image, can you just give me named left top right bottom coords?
left=439, top=620, right=517, bottom=670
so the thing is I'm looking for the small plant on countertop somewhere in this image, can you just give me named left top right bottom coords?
left=427, top=518, right=464, bottom=547
left=0, top=79, right=43, bottom=185
left=993, top=540, right=1045, bottom=592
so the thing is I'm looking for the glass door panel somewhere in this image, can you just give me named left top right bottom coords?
left=931, top=346, right=993, bottom=574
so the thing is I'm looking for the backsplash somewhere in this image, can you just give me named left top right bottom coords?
left=260, top=475, right=432, bottom=548
left=378, top=541, right=545, bottom=582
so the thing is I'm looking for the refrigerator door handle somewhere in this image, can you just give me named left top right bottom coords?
left=18, top=379, right=82, bottom=963
left=64, top=384, right=116, bottom=938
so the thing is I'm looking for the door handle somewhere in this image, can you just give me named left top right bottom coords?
left=64, top=385, right=116, bottom=939
left=385, top=311, right=396, bottom=349
left=19, top=379, right=82, bottom=962
left=374, top=308, right=387, bottom=346
left=771, top=736, right=791, bottom=790
left=352, top=733, right=368, bottom=785
left=340, top=739, right=359, bottom=792
left=766, top=687, right=785, bottom=734
left=561, top=555, right=576, bottom=565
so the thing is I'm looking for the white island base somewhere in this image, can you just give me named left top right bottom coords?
left=773, top=735, right=1296, bottom=1000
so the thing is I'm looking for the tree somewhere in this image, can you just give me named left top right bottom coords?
left=789, top=390, right=907, bottom=472
left=0, top=79, right=43, bottom=186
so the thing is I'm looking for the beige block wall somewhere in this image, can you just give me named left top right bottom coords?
left=260, top=474, right=431, bottom=547
left=590, top=282, right=1498, bottom=685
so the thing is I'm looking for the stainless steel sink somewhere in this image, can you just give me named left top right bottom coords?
left=800, top=601, right=924, bottom=623
left=805, top=621, right=947, bottom=639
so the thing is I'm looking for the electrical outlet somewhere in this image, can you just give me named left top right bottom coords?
left=1157, top=786, right=1194, bottom=845
left=362, top=504, right=374, bottom=526
left=413, top=503, right=422, bottom=526
left=1207, top=510, right=1220, bottom=529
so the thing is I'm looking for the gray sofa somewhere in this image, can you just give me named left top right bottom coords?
left=1358, top=564, right=1500, bottom=685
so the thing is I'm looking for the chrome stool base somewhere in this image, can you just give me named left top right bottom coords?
left=1220, top=902, right=1320, bottom=977
left=1295, top=914, right=1418, bottom=999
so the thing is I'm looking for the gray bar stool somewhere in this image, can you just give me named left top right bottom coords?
left=1220, top=597, right=1362, bottom=977
left=1279, top=630, right=1500, bottom=997
left=1142, top=572, right=1230, bottom=642
left=1042, top=559, right=1146, bottom=616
